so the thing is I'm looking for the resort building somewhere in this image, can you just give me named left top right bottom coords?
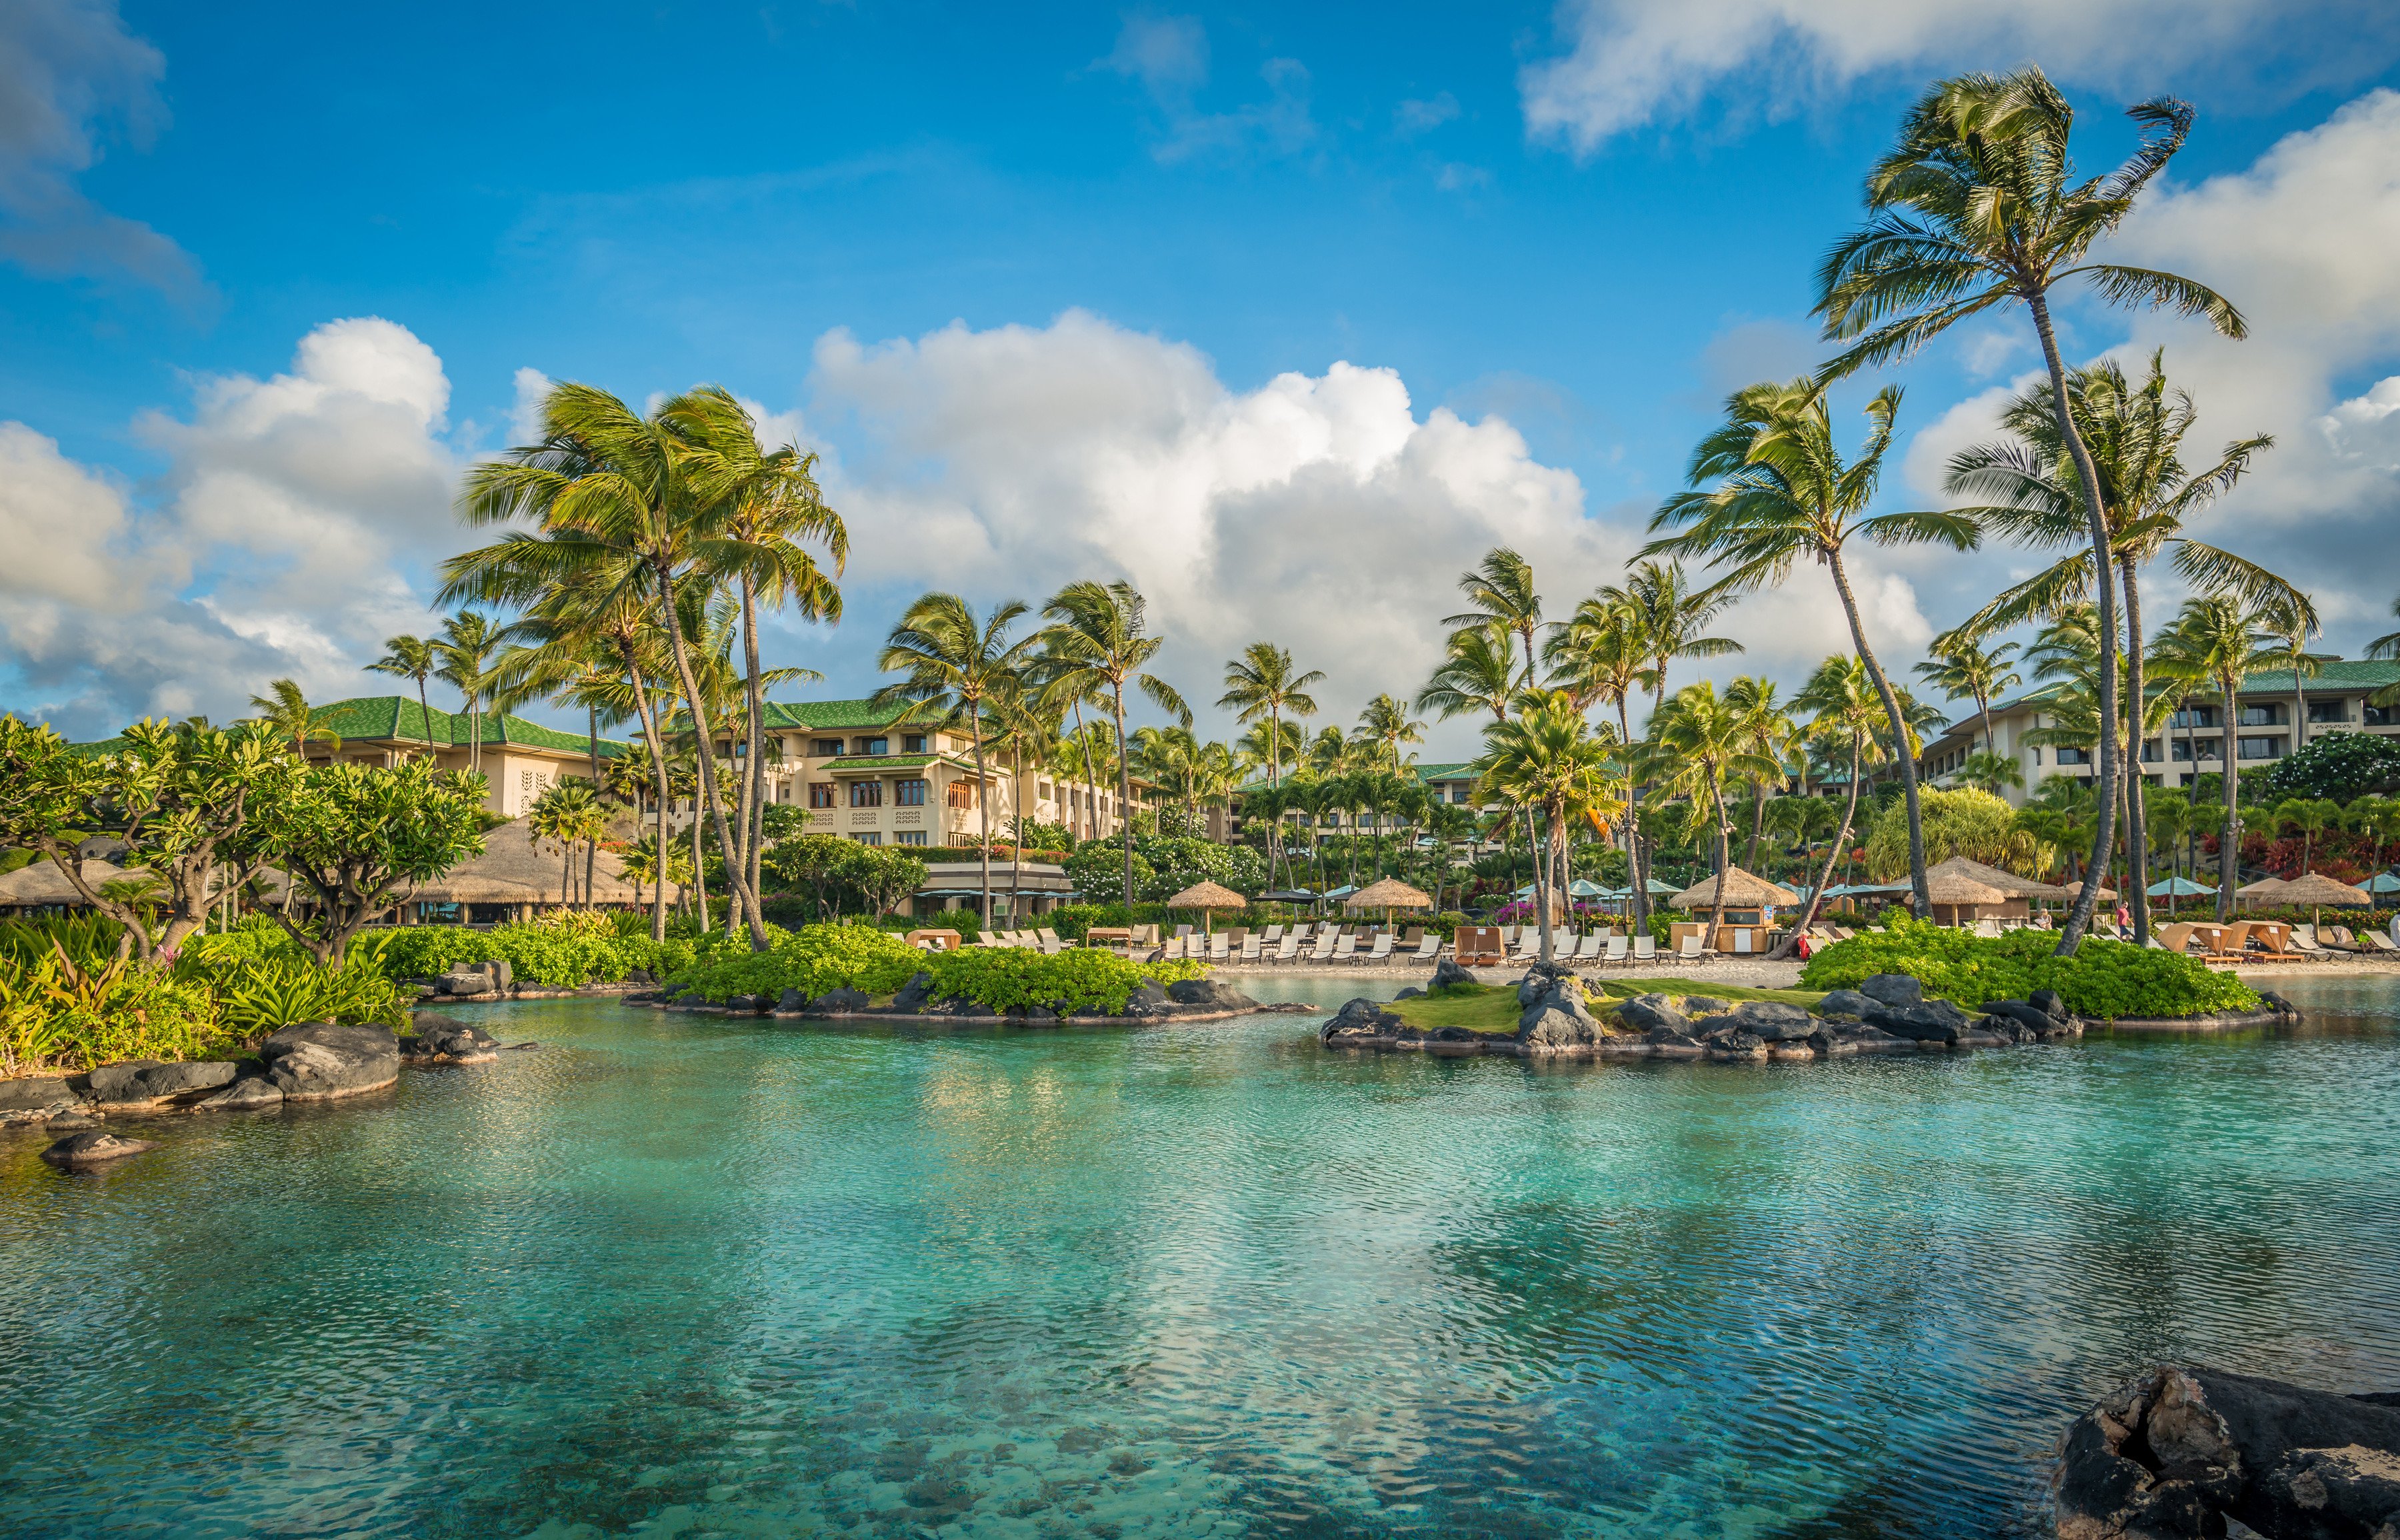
left=1916, top=659, right=2400, bottom=807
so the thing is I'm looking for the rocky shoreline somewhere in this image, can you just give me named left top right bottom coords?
left=1319, top=961, right=2303, bottom=1063
left=624, top=973, right=1310, bottom=1028
left=3, top=1012, right=525, bottom=1167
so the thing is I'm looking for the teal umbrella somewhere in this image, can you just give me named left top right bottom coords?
left=2147, top=876, right=2213, bottom=897
left=2367, top=873, right=2400, bottom=895
left=1566, top=879, right=1607, bottom=897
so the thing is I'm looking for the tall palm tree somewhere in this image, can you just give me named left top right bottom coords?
left=458, top=381, right=773, bottom=951
left=1635, top=681, right=1783, bottom=939
left=1723, top=675, right=1795, bottom=872
left=1645, top=379, right=1973, bottom=919
left=669, top=385, right=847, bottom=915
left=1776, top=655, right=1887, bottom=950
left=2151, top=595, right=2277, bottom=919
left=1817, top=67, right=2247, bottom=949
left=1545, top=594, right=1657, bottom=919
left=1471, top=693, right=1622, bottom=963
left=1355, top=693, right=1426, bottom=770
left=367, top=635, right=440, bottom=753
left=433, top=611, right=505, bottom=772
left=1443, top=547, right=1545, bottom=689
left=1219, top=642, right=1323, bottom=890
left=873, top=593, right=1037, bottom=922
left=1039, top=581, right=1189, bottom=915
left=1914, top=631, right=2020, bottom=757
left=2257, top=594, right=2335, bottom=759
left=248, top=679, right=343, bottom=759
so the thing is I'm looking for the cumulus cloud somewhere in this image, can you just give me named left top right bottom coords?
left=1, top=318, right=461, bottom=735
left=1519, top=0, right=2395, bottom=154
left=0, top=0, right=200, bottom=295
left=803, top=310, right=1921, bottom=747
left=1096, top=13, right=1314, bottom=163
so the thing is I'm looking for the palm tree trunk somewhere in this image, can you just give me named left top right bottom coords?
left=2027, top=291, right=2122, bottom=953
left=653, top=561, right=766, bottom=949
left=970, top=697, right=994, bottom=925
left=2121, top=561, right=2152, bottom=943
left=738, top=575, right=771, bottom=917
left=622, top=659, right=671, bottom=943
left=2218, top=679, right=2241, bottom=921
left=1112, top=684, right=1136, bottom=917
left=1070, top=700, right=1100, bottom=843
left=1771, top=737, right=1863, bottom=958
left=1536, top=807, right=1558, bottom=963
left=1827, top=550, right=1930, bottom=920
left=417, top=677, right=435, bottom=760
left=1267, top=705, right=1283, bottom=891
left=1707, top=777, right=1731, bottom=940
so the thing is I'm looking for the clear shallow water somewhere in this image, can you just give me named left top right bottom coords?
left=3, top=979, right=2397, bottom=1539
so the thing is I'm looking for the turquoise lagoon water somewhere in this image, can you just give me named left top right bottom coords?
left=4, top=977, right=2399, bottom=1539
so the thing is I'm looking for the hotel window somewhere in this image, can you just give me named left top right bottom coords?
left=2238, top=703, right=2283, bottom=727
left=2369, top=703, right=2397, bottom=727
left=851, top=832, right=882, bottom=846
left=902, top=734, right=926, bottom=753
left=895, top=830, right=927, bottom=847
left=895, top=778, right=927, bottom=806
left=2171, top=706, right=2217, bottom=729
left=811, top=738, right=843, bottom=757
left=947, top=779, right=978, bottom=809
left=2307, top=699, right=2349, bottom=724
left=858, top=736, right=889, bottom=756
left=2140, top=740, right=2161, bottom=763
left=809, top=782, right=836, bottom=808
left=850, top=781, right=883, bottom=807
left=2055, top=747, right=2091, bottom=765
left=2238, top=735, right=2283, bottom=760
left=2171, top=739, right=2223, bottom=762
left=1039, top=781, right=1053, bottom=801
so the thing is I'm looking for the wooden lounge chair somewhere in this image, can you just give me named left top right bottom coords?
left=1631, top=935, right=1657, bottom=966
left=1453, top=925, right=1503, bottom=967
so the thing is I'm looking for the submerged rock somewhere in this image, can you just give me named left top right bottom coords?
left=1321, top=997, right=1406, bottom=1045
left=259, top=1022, right=401, bottom=1102
left=405, top=1016, right=499, bottom=1063
left=0, top=1075, right=76, bottom=1113
left=41, top=1129, right=153, bottom=1167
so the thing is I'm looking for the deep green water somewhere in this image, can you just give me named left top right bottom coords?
left=3, top=977, right=2398, bottom=1539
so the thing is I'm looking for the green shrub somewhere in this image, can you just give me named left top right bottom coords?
left=0, top=951, right=233, bottom=1073
left=196, top=955, right=409, bottom=1036
left=917, top=947, right=1205, bottom=1013
left=665, top=923, right=923, bottom=1003
left=1799, top=918, right=2259, bottom=1019
left=919, top=908, right=985, bottom=941
left=661, top=923, right=1207, bottom=1013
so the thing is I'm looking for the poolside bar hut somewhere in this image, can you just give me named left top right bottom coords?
left=1346, top=876, right=1433, bottom=929
left=1668, top=866, right=1799, bottom=953
left=1923, top=869, right=2011, bottom=928
left=1923, top=855, right=2063, bottom=922
left=1163, top=879, right=1247, bottom=935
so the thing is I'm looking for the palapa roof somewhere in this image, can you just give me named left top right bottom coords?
left=2235, top=875, right=2291, bottom=901
left=0, top=857, right=137, bottom=906
left=1670, top=866, right=1800, bottom=909
left=1345, top=877, right=1435, bottom=911
left=1163, top=879, right=1247, bottom=909
left=411, top=815, right=676, bottom=906
left=1924, top=871, right=2011, bottom=907
left=1925, top=854, right=2065, bottom=900
left=2063, top=879, right=2119, bottom=900
left=2277, top=871, right=2371, bottom=906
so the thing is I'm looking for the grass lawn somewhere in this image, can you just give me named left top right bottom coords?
left=1381, top=977, right=1829, bottom=1035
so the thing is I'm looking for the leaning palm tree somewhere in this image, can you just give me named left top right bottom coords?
left=1219, top=642, right=1323, bottom=889
left=248, top=679, right=342, bottom=759
left=1633, top=681, right=1784, bottom=941
left=1817, top=66, right=2248, bottom=949
left=1645, top=378, right=1974, bottom=919
left=1471, top=693, right=1622, bottom=964
left=873, top=593, right=1038, bottom=923
left=1039, top=581, right=1189, bottom=914
left=1544, top=593, right=1657, bottom=921
left=2150, top=595, right=2278, bottom=920
left=1723, top=675, right=1795, bottom=873
left=1443, top=547, right=1545, bottom=689
left=1774, top=655, right=1888, bottom=951
left=366, top=635, right=440, bottom=753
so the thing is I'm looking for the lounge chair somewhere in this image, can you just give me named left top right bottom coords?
left=1238, top=935, right=1261, bottom=962
left=1497, top=925, right=1518, bottom=947
left=1573, top=933, right=1603, bottom=962
left=1039, top=933, right=1065, bottom=955
left=1975, top=917, right=2004, bottom=939
left=2288, top=925, right=2331, bottom=957
left=1675, top=935, right=1705, bottom=964
left=1604, top=934, right=1629, bottom=966
left=1309, top=932, right=1337, bottom=963
left=1631, top=935, right=1657, bottom=966
left=1209, top=934, right=1231, bottom=961
left=1453, top=926, right=1503, bottom=967
left=1411, top=933, right=1441, bottom=961
left=1037, top=927, right=1065, bottom=947
left=1331, top=934, right=1358, bottom=963
left=1272, top=934, right=1301, bottom=964
left=2361, top=931, right=2399, bottom=954
left=1364, top=934, right=1394, bottom=965
left=1263, top=924, right=1285, bottom=944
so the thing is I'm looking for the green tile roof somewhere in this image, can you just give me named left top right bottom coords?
left=2239, top=659, right=2400, bottom=693
left=820, top=754, right=943, bottom=771
left=1415, top=761, right=1475, bottom=781
left=297, top=697, right=631, bottom=758
left=759, top=699, right=916, bottom=731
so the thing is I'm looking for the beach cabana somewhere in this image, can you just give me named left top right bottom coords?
left=1669, top=867, right=1799, bottom=954
left=1164, top=879, right=1247, bottom=935
left=1346, top=877, right=1433, bottom=927
left=1924, top=855, right=2064, bottom=920
left=1923, top=870, right=2011, bottom=928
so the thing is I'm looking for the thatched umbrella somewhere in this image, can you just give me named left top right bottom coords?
left=1925, top=854, right=2065, bottom=900
left=2063, top=879, right=2118, bottom=901
left=2277, top=871, right=2369, bottom=928
left=1669, top=866, right=1799, bottom=910
left=2234, top=875, right=2289, bottom=907
left=1164, top=879, right=1247, bottom=935
left=1345, top=876, right=1433, bottom=927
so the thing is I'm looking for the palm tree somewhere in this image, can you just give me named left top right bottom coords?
left=1355, top=693, right=1426, bottom=769
left=1724, top=675, right=1794, bottom=872
left=669, top=385, right=847, bottom=915
left=1219, top=642, right=1323, bottom=890
left=1038, top=581, right=1188, bottom=915
left=1471, top=693, right=1622, bottom=963
left=1545, top=593, right=1657, bottom=920
left=1817, top=66, right=2248, bottom=949
left=2151, top=595, right=2277, bottom=919
left=433, top=611, right=505, bottom=772
left=458, top=381, right=773, bottom=951
left=1955, top=751, right=2025, bottom=796
left=1635, top=681, right=1783, bottom=940
left=2256, top=594, right=2335, bottom=759
left=367, top=635, right=440, bottom=753
left=1645, top=378, right=1974, bottom=919
left=2271, top=797, right=2341, bottom=877
left=873, top=593, right=1037, bottom=923
left=248, top=679, right=342, bottom=759
left=1914, top=631, right=2020, bottom=756
left=1777, top=655, right=1887, bottom=950
left=1443, top=547, right=1544, bottom=689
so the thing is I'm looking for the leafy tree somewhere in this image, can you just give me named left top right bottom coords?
left=1955, top=751, right=2025, bottom=795
left=1863, top=787, right=2032, bottom=882
left=2263, top=731, right=2400, bottom=805
left=1646, top=377, right=1969, bottom=918
left=257, top=758, right=491, bottom=965
left=1817, top=66, right=2247, bottom=949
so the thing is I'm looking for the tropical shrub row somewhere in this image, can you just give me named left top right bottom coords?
left=663, top=923, right=1204, bottom=1014
left=1799, top=919, right=2260, bottom=1019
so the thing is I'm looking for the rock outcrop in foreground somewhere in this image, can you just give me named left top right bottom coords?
left=2056, top=1365, right=2400, bottom=1539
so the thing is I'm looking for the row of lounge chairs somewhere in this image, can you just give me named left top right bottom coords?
left=2154, top=919, right=2400, bottom=959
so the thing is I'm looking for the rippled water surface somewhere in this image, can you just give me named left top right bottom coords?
left=5, top=976, right=2399, bottom=1539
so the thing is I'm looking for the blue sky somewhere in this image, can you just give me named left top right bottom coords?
left=6, top=0, right=2400, bottom=750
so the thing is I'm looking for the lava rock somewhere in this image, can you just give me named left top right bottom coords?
left=891, top=972, right=937, bottom=1011
left=1706, top=1031, right=1768, bottom=1062
left=41, top=1129, right=153, bottom=1167
left=1982, top=999, right=2059, bottom=1036
left=1321, top=997, right=1406, bottom=1045
left=197, top=1075, right=284, bottom=1111
left=1515, top=960, right=1577, bottom=1007
left=85, top=1059, right=165, bottom=1102
left=2055, top=1365, right=2400, bottom=1540
left=2257, top=989, right=2300, bottom=1019
left=1726, top=1000, right=1813, bottom=1041
left=1614, top=993, right=1691, bottom=1035
left=1016, top=1005, right=1058, bottom=1023
left=778, top=987, right=809, bottom=1013
left=804, top=987, right=871, bottom=1015
left=1428, top=957, right=1477, bottom=990
left=1815, top=989, right=1881, bottom=1019
left=1394, top=986, right=1425, bottom=1000
left=407, top=1016, right=499, bottom=1062
left=1859, top=973, right=1924, bottom=1009
left=0, top=1075, right=76, bottom=1112
left=437, top=969, right=495, bottom=997
left=258, top=1021, right=401, bottom=1101
left=1121, top=981, right=1169, bottom=1015
left=1165, top=977, right=1259, bottom=1010
left=1864, top=999, right=1972, bottom=1044
left=1516, top=972, right=1597, bottom=1043
left=2029, top=987, right=2071, bottom=1023
left=1517, top=1005, right=1597, bottom=1053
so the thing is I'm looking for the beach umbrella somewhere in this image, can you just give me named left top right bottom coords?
left=2146, top=876, right=2212, bottom=898
left=2277, top=871, right=2369, bottom=928
left=1565, top=879, right=1607, bottom=897
left=1259, top=888, right=1317, bottom=904
left=2234, top=876, right=2289, bottom=908
left=1346, top=876, right=1434, bottom=927
left=1163, top=879, right=1247, bottom=935
left=2062, top=879, right=2118, bottom=901
left=2367, top=873, right=2400, bottom=895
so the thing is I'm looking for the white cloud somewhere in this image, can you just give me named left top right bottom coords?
left=1393, top=92, right=1460, bottom=139
left=1096, top=13, right=1314, bottom=163
left=0, top=0, right=199, bottom=295
left=1519, top=0, right=2390, bottom=155
left=2, top=318, right=461, bottom=735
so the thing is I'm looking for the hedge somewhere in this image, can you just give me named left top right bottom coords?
left=1798, top=919, right=2259, bottom=1019
left=663, top=923, right=1204, bottom=1013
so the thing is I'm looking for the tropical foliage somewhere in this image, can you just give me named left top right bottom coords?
left=1800, top=919, right=2258, bottom=1019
